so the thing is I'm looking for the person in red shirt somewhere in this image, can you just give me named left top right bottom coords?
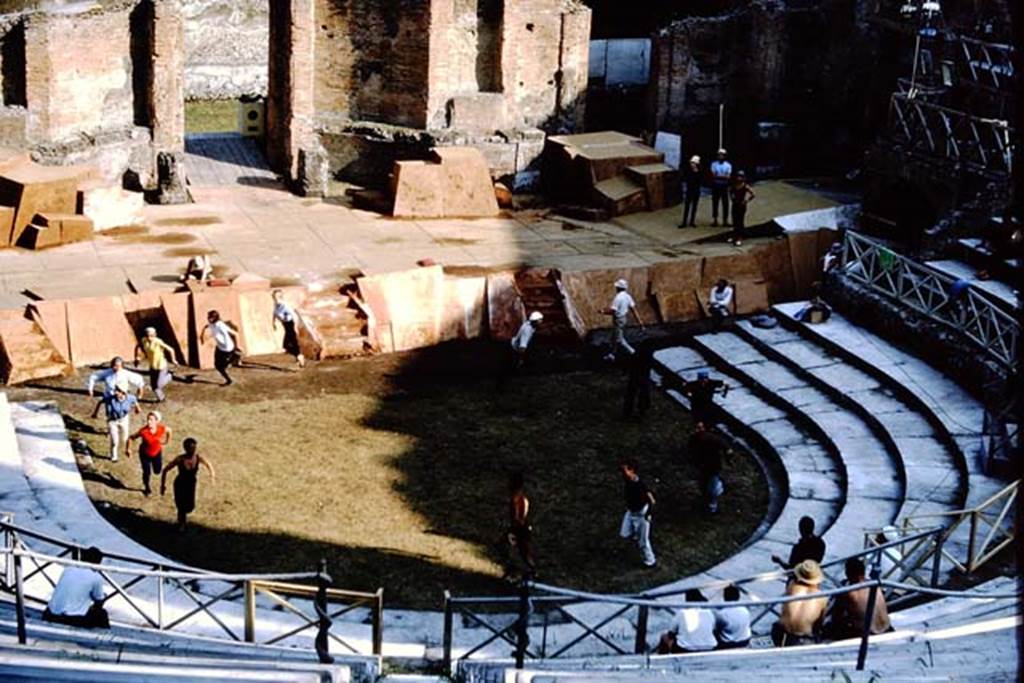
left=127, top=411, right=172, bottom=497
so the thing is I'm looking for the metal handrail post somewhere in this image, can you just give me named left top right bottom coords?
left=515, top=579, right=530, bottom=669
left=244, top=579, right=256, bottom=643
left=967, top=510, right=979, bottom=573
left=442, top=591, right=453, bottom=674
left=856, top=561, right=882, bottom=671
left=314, top=559, right=335, bottom=664
left=372, top=588, right=384, bottom=656
left=157, top=569, right=164, bottom=630
left=930, top=531, right=945, bottom=586
left=14, top=552, right=26, bottom=645
left=634, top=604, right=649, bottom=654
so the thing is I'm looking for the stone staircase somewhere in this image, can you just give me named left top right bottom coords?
left=297, top=284, right=373, bottom=359
left=0, top=316, right=70, bottom=385
left=513, top=269, right=582, bottom=346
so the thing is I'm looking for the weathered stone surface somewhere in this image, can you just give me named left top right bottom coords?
left=154, top=151, right=190, bottom=205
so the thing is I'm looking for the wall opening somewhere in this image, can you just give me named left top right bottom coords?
left=475, top=0, right=503, bottom=92
left=1, top=22, right=27, bottom=107
left=130, top=0, right=155, bottom=128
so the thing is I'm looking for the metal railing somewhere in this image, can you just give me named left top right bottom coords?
left=898, top=480, right=1018, bottom=574
left=442, top=526, right=946, bottom=672
left=840, top=231, right=1019, bottom=369
left=0, top=518, right=383, bottom=656
left=888, top=93, right=1014, bottom=176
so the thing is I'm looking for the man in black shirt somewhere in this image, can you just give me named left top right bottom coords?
left=622, top=341, right=654, bottom=418
left=688, top=422, right=732, bottom=513
left=619, top=460, right=657, bottom=568
left=679, top=155, right=703, bottom=228
left=772, top=516, right=827, bottom=570
left=681, top=371, right=727, bottom=425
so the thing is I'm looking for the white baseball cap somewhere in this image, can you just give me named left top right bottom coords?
left=528, top=311, right=544, bottom=322
left=718, top=148, right=727, bottom=155
left=690, top=155, right=701, bottom=164
left=614, top=279, right=628, bottom=290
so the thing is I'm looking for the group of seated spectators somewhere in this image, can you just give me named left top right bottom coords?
left=656, top=516, right=893, bottom=653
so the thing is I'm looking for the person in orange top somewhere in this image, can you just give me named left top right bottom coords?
left=127, top=411, right=171, bottom=497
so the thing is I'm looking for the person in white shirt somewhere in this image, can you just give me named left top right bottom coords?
left=499, top=311, right=543, bottom=387
left=656, top=589, right=717, bottom=653
left=43, top=547, right=110, bottom=628
left=181, top=254, right=212, bottom=282
left=707, top=279, right=734, bottom=331
left=86, top=356, right=145, bottom=400
left=709, top=149, right=733, bottom=227
left=603, top=279, right=644, bottom=361
left=715, top=584, right=751, bottom=649
left=200, top=310, right=241, bottom=386
left=272, top=289, right=306, bottom=369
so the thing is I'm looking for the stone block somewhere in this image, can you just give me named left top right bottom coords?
left=16, top=224, right=61, bottom=250
left=391, top=161, right=445, bottom=218
left=27, top=300, right=71, bottom=364
left=356, top=265, right=444, bottom=353
left=190, top=287, right=245, bottom=369
left=65, top=296, right=137, bottom=367
left=650, top=258, right=702, bottom=322
left=439, top=275, right=487, bottom=342
left=237, top=286, right=307, bottom=357
left=432, top=147, right=500, bottom=217
left=0, top=206, right=13, bottom=238
left=447, top=93, right=508, bottom=132
left=486, top=271, right=525, bottom=342
left=0, top=159, right=97, bottom=246
left=77, top=182, right=145, bottom=232
left=734, top=278, right=771, bottom=314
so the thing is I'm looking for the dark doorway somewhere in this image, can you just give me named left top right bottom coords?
left=130, top=0, right=155, bottom=128
left=476, top=0, right=503, bottom=92
left=1, top=22, right=27, bottom=107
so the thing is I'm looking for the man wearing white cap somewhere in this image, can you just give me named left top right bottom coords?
left=710, top=149, right=732, bottom=227
left=679, top=155, right=703, bottom=228
left=500, top=311, right=543, bottom=386
left=134, top=327, right=181, bottom=402
left=603, top=279, right=644, bottom=361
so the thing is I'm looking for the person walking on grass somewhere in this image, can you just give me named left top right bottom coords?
left=91, top=384, right=140, bottom=462
left=272, top=289, right=306, bottom=369
left=500, top=311, right=543, bottom=387
left=688, top=421, right=732, bottom=513
left=679, top=155, right=702, bottom=228
left=728, top=171, right=755, bottom=247
left=603, top=279, right=644, bottom=361
left=134, top=327, right=181, bottom=402
left=87, top=356, right=145, bottom=400
left=502, top=471, right=536, bottom=581
left=127, top=411, right=171, bottom=497
left=200, top=310, right=241, bottom=386
left=161, top=438, right=215, bottom=532
left=619, top=460, right=657, bottom=568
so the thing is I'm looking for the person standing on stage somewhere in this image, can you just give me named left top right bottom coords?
left=710, top=149, right=732, bottom=227
left=679, top=155, right=702, bottom=228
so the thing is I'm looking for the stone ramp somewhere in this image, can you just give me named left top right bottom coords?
left=0, top=317, right=70, bottom=385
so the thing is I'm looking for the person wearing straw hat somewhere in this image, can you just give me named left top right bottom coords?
left=679, top=155, right=703, bottom=228
left=709, top=149, right=732, bottom=227
left=772, top=559, right=828, bottom=647
left=135, top=327, right=181, bottom=402
left=127, top=410, right=172, bottom=497
left=603, top=279, right=644, bottom=362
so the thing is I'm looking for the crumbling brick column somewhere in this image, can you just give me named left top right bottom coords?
left=151, top=0, right=185, bottom=153
left=267, top=0, right=316, bottom=188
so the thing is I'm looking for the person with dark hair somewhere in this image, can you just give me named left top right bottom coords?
left=824, top=558, right=891, bottom=640
left=502, top=472, right=536, bottom=580
left=87, top=355, right=145, bottom=399
left=272, top=289, right=306, bottom=369
left=91, top=384, right=140, bottom=462
left=44, top=547, right=109, bottom=629
left=161, top=438, right=215, bottom=532
left=714, top=584, right=751, bottom=649
left=200, top=310, right=241, bottom=386
left=728, top=171, right=755, bottom=246
left=619, top=460, right=657, bottom=568
left=679, top=155, right=703, bottom=228
left=772, top=516, right=827, bottom=570
left=126, top=411, right=171, bottom=496
left=688, top=422, right=732, bottom=513
left=706, top=279, right=734, bottom=332
left=656, top=589, right=717, bottom=653
left=622, top=341, right=654, bottom=418
left=680, top=370, right=727, bottom=425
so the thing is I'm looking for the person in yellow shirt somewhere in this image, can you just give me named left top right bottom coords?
left=134, top=327, right=182, bottom=402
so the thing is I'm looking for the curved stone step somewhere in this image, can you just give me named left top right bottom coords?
left=733, top=319, right=966, bottom=521
left=652, top=346, right=845, bottom=577
left=689, top=333, right=903, bottom=558
left=771, top=304, right=1005, bottom=510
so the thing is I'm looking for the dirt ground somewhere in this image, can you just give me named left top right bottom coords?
left=7, top=341, right=768, bottom=610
